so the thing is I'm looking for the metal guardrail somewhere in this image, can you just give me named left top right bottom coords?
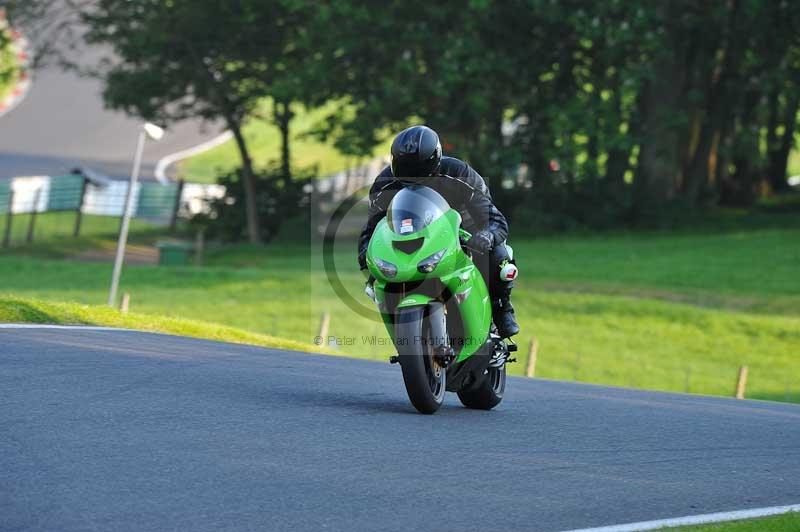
left=2, top=174, right=224, bottom=219
left=0, top=157, right=385, bottom=245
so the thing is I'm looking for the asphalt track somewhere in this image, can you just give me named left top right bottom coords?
left=2, top=327, right=799, bottom=532
left=0, top=42, right=223, bottom=180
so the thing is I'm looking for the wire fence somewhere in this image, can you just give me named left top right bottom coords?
left=520, top=339, right=799, bottom=404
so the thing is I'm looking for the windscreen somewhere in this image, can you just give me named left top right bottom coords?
left=387, top=186, right=450, bottom=235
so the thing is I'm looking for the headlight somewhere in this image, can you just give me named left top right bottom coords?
left=373, top=258, right=398, bottom=278
left=417, top=249, right=446, bottom=274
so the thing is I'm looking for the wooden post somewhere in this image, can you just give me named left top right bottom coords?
left=525, top=338, right=538, bottom=378
left=169, top=179, right=185, bottom=232
left=26, top=187, right=41, bottom=244
left=3, top=187, right=13, bottom=248
left=194, top=228, right=205, bottom=266
left=73, top=177, right=88, bottom=237
left=120, top=292, right=131, bottom=313
left=318, top=311, right=330, bottom=343
left=735, top=365, right=748, bottom=399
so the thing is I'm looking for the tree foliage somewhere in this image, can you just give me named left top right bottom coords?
left=80, top=0, right=313, bottom=243
left=7, top=0, right=800, bottom=236
left=310, top=0, right=800, bottom=228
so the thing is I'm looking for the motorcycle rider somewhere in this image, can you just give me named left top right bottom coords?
left=358, top=125, right=520, bottom=338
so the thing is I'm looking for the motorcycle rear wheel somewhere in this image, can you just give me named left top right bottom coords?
left=457, top=364, right=506, bottom=410
left=395, top=304, right=447, bottom=414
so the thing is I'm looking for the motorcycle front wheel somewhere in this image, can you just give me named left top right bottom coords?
left=395, top=304, right=447, bottom=414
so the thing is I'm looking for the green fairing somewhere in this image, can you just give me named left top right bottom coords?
left=368, top=207, right=492, bottom=361
left=395, top=293, right=436, bottom=308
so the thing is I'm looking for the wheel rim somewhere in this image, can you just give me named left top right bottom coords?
left=423, top=322, right=445, bottom=400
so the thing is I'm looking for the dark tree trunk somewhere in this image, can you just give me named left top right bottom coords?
left=634, top=2, right=690, bottom=211
left=274, top=99, right=293, bottom=184
left=721, top=89, right=760, bottom=206
left=766, top=87, right=779, bottom=168
left=228, top=118, right=261, bottom=244
left=634, top=60, right=685, bottom=208
left=684, top=0, right=744, bottom=204
left=712, top=116, right=732, bottom=194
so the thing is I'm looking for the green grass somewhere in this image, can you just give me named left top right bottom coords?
left=179, top=99, right=392, bottom=183
left=0, top=211, right=164, bottom=257
left=1, top=213, right=799, bottom=403
left=0, top=295, right=322, bottom=353
left=660, top=512, right=800, bottom=531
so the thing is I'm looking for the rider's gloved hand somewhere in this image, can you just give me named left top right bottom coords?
left=466, top=230, right=495, bottom=254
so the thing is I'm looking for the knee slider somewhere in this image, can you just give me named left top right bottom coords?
left=500, top=261, right=518, bottom=281
left=494, top=242, right=518, bottom=281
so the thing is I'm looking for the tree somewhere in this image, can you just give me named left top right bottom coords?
left=0, top=0, right=92, bottom=70
left=82, top=0, right=309, bottom=244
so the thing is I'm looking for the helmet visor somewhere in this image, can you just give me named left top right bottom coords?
left=391, top=155, right=440, bottom=178
left=387, top=186, right=450, bottom=235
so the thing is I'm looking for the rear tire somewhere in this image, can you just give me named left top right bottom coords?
left=395, top=304, right=447, bottom=414
left=457, top=364, right=505, bottom=410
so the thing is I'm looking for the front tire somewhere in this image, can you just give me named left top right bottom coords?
left=457, top=364, right=505, bottom=410
left=395, top=304, right=447, bottom=414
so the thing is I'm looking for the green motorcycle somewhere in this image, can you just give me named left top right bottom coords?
left=365, top=185, right=516, bottom=414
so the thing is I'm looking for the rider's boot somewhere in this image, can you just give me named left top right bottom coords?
left=492, top=295, right=520, bottom=338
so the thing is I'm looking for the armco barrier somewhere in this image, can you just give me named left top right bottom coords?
left=0, top=175, right=225, bottom=248
left=4, top=175, right=224, bottom=222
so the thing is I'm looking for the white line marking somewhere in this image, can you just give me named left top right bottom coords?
left=154, top=130, right=233, bottom=184
left=560, top=503, right=800, bottom=532
left=0, top=324, right=132, bottom=332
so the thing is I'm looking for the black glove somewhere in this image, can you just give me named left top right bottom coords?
left=466, top=230, right=494, bottom=254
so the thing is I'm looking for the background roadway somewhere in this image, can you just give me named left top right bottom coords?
left=0, top=42, right=222, bottom=180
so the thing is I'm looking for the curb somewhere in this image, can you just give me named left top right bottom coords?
left=560, top=503, right=800, bottom=532
left=154, top=130, right=233, bottom=184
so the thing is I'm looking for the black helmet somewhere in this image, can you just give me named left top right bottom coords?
left=390, top=125, right=442, bottom=178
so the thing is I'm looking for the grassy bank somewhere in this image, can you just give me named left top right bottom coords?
left=0, top=295, right=321, bottom=353
left=0, top=211, right=163, bottom=257
left=1, top=217, right=798, bottom=403
left=662, top=512, right=800, bottom=531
